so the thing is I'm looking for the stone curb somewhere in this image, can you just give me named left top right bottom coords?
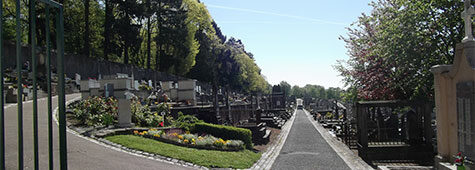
left=248, top=109, right=297, bottom=170
left=304, top=110, right=374, bottom=170
left=54, top=94, right=207, bottom=170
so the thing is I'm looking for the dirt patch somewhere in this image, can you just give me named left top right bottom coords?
left=253, top=127, right=281, bottom=152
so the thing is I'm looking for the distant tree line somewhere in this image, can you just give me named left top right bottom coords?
left=278, top=81, right=343, bottom=101
left=2, top=0, right=270, bottom=95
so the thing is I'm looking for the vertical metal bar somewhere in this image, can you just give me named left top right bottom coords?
left=45, top=6, right=53, bottom=170
left=15, top=0, right=24, bottom=169
left=56, top=7, right=67, bottom=170
left=30, top=1, right=39, bottom=169
left=0, top=0, right=5, bottom=168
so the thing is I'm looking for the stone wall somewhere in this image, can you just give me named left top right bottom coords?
left=2, top=43, right=185, bottom=81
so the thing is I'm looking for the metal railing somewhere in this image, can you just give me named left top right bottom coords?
left=0, top=0, right=67, bottom=169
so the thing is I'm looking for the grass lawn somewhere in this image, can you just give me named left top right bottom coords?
left=105, top=135, right=261, bottom=169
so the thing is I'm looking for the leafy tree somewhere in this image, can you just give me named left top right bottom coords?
left=279, top=81, right=291, bottom=98
left=336, top=0, right=468, bottom=101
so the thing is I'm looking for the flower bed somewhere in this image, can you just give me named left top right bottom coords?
left=133, top=129, right=245, bottom=151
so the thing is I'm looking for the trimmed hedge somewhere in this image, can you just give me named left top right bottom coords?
left=192, top=122, right=253, bottom=149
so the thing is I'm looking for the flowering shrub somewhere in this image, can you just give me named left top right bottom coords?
left=71, top=96, right=118, bottom=126
left=134, top=129, right=245, bottom=151
left=131, top=100, right=174, bottom=127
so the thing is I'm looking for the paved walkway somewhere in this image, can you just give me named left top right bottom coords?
left=271, top=110, right=351, bottom=170
left=5, top=93, right=192, bottom=170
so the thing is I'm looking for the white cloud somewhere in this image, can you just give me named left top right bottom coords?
left=206, top=4, right=346, bottom=25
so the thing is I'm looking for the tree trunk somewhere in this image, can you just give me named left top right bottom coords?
left=146, top=0, right=151, bottom=69
left=104, top=0, right=111, bottom=60
left=226, top=87, right=232, bottom=125
left=213, top=80, right=220, bottom=124
left=84, top=0, right=90, bottom=58
left=124, top=45, right=129, bottom=65
left=155, top=0, right=162, bottom=70
left=251, top=94, right=255, bottom=120
left=28, top=0, right=32, bottom=45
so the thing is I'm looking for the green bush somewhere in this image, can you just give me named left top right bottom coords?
left=173, top=112, right=203, bottom=131
left=192, top=122, right=253, bottom=149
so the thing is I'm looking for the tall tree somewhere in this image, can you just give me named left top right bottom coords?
left=146, top=0, right=152, bottom=69
left=336, top=0, right=468, bottom=101
left=104, top=0, right=112, bottom=60
left=84, top=0, right=90, bottom=57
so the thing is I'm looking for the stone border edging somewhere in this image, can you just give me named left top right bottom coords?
left=249, top=109, right=297, bottom=170
left=53, top=95, right=208, bottom=170
left=304, top=110, right=374, bottom=170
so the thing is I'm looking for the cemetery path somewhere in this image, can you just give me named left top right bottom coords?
left=271, top=110, right=351, bottom=170
left=5, top=93, right=193, bottom=170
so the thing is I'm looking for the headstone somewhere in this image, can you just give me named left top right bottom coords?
left=104, top=83, right=114, bottom=98
left=75, top=74, right=81, bottom=86
left=117, top=91, right=135, bottom=128
left=134, top=80, right=139, bottom=91
left=5, top=88, right=17, bottom=103
left=178, top=80, right=196, bottom=105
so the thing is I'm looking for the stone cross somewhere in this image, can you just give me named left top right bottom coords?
left=462, top=0, right=475, bottom=42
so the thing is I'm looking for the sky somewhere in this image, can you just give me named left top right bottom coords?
left=199, top=0, right=373, bottom=89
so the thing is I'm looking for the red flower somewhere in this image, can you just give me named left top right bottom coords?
left=457, top=152, right=462, bottom=156
left=159, top=122, right=164, bottom=127
left=455, top=158, right=461, bottom=163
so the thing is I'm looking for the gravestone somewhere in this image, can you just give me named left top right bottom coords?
left=5, top=88, right=17, bottom=103
left=178, top=80, right=196, bottom=105
left=117, top=91, right=135, bottom=128
left=104, top=83, right=114, bottom=98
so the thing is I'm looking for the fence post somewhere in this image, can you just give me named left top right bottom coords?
left=56, top=6, right=68, bottom=170
left=15, top=0, right=24, bottom=168
left=0, top=0, right=4, bottom=168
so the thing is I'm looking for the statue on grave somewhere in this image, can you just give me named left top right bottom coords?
left=462, top=0, right=475, bottom=42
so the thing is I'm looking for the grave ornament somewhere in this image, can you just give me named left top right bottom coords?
left=462, top=0, right=475, bottom=42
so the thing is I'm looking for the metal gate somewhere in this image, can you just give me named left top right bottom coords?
left=0, top=0, right=67, bottom=169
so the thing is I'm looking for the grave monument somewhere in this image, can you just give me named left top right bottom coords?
left=431, top=0, right=475, bottom=169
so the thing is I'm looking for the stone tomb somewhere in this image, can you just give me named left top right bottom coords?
left=80, top=75, right=136, bottom=128
left=161, top=80, right=196, bottom=105
left=431, top=38, right=475, bottom=169
left=80, top=76, right=134, bottom=99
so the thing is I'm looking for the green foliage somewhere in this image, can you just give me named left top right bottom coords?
left=289, top=84, right=342, bottom=100
left=336, top=0, right=468, bottom=101
left=279, top=81, right=292, bottom=98
left=192, top=122, right=253, bottom=149
left=173, top=112, right=203, bottom=131
left=1, top=0, right=269, bottom=96
left=71, top=96, right=118, bottom=126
